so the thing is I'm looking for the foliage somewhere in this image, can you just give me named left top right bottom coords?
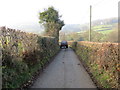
left=39, top=6, right=64, bottom=37
left=1, top=27, right=59, bottom=88
left=59, top=23, right=118, bottom=43
left=81, top=30, right=106, bottom=42
left=61, top=30, right=105, bottom=42
left=71, top=41, right=119, bottom=88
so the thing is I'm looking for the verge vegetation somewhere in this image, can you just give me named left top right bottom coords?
left=71, top=41, right=119, bottom=88
left=1, top=27, right=59, bottom=88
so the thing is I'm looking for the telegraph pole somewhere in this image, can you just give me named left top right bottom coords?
left=89, top=5, right=92, bottom=41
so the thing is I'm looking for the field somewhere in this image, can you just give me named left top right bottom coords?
left=92, top=23, right=117, bottom=34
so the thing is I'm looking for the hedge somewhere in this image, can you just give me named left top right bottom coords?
left=0, top=26, right=59, bottom=88
left=72, top=41, right=119, bottom=88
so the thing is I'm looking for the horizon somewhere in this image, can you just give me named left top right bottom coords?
left=0, top=17, right=117, bottom=33
left=0, top=0, right=119, bottom=31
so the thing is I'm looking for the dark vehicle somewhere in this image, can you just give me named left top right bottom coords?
left=60, top=41, right=68, bottom=49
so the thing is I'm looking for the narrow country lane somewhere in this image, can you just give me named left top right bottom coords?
left=31, top=48, right=97, bottom=88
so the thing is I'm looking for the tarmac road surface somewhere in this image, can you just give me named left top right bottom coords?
left=31, top=48, right=97, bottom=88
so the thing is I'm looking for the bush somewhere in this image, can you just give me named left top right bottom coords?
left=1, top=27, right=59, bottom=88
left=71, top=41, right=119, bottom=88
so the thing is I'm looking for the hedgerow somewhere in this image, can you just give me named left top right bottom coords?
left=72, top=41, right=119, bottom=88
left=1, top=27, right=59, bottom=88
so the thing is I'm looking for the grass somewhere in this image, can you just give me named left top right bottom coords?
left=98, top=30, right=113, bottom=34
left=91, top=64, right=111, bottom=88
left=92, top=24, right=113, bottom=34
left=92, top=24, right=112, bottom=29
left=76, top=23, right=117, bottom=36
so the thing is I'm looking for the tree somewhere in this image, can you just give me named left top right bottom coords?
left=39, top=6, right=64, bottom=39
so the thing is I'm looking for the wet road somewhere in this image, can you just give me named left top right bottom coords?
left=31, top=48, right=96, bottom=88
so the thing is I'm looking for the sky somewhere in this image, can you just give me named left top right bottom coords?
left=0, top=0, right=119, bottom=28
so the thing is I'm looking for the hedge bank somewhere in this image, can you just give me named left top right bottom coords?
left=0, top=27, right=59, bottom=88
left=72, top=41, right=119, bottom=88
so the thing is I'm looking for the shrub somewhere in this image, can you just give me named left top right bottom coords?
left=71, top=41, right=119, bottom=88
left=1, top=27, right=59, bottom=88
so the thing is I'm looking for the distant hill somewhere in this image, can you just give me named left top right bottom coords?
left=61, top=17, right=117, bottom=33
left=61, top=24, right=81, bottom=33
left=61, top=24, right=89, bottom=33
left=92, top=17, right=118, bottom=26
left=7, top=22, right=44, bottom=34
left=6, top=17, right=117, bottom=34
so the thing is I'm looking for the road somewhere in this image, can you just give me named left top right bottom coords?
left=31, top=48, right=96, bottom=88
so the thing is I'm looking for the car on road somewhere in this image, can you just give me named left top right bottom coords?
left=60, top=41, right=68, bottom=49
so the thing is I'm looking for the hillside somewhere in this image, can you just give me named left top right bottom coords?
left=60, top=17, right=118, bottom=42
left=5, top=17, right=117, bottom=35
left=61, top=17, right=118, bottom=34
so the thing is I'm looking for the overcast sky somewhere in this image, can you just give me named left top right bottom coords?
left=0, top=0, right=119, bottom=27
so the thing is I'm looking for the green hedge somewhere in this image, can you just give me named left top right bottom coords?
left=1, top=27, right=59, bottom=88
left=72, top=41, right=119, bottom=88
